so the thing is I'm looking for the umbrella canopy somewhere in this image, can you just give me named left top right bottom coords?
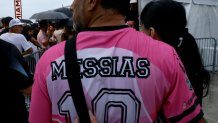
left=54, top=7, right=72, bottom=18
left=20, top=19, right=33, bottom=24
left=30, top=11, right=69, bottom=20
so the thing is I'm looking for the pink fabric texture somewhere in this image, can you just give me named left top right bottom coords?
left=29, top=27, right=202, bottom=123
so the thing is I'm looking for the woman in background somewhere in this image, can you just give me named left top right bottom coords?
left=140, top=0, right=210, bottom=106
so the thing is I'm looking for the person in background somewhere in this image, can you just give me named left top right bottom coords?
left=46, top=21, right=58, bottom=46
left=51, top=20, right=65, bottom=43
left=0, top=16, right=13, bottom=35
left=61, top=18, right=75, bottom=41
left=31, top=22, right=40, bottom=39
left=29, top=0, right=207, bottom=122
left=0, top=18, right=2, bottom=29
left=22, top=25, right=43, bottom=51
left=0, top=18, right=4, bottom=32
left=125, top=11, right=139, bottom=31
left=140, top=0, right=210, bottom=106
left=37, top=20, right=51, bottom=49
left=0, top=18, right=33, bottom=56
left=0, top=39, right=33, bottom=123
left=46, top=22, right=56, bottom=41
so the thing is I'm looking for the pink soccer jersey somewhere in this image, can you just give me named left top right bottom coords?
left=29, top=26, right=203, bottom=123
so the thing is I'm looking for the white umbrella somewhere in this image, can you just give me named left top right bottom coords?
left=30, top=11, right=69, bottom=20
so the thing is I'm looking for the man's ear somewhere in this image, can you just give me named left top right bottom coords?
left=148, top=27, right=160, bottom=40
left=148, top=27, right=155, bottom=38
left=87, top=0, right=98, bottom=11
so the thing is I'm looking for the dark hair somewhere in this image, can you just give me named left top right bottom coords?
left=140, top=0, right=187, bottom=47
left=23, top=25, right=34, bottom=35
left=125, top=11, right=139, bottom=31
left=38, top=20, right=48, bottom=28
left=100, top=0, right=130, bottom=16
left=1, top=16, right=13, bottom=24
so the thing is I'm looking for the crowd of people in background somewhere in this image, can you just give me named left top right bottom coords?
left=0, top=17, right=75, bottom=56
left=0, top=0, right=211, bottom=123
left=0, top=17, right=76, bottom=123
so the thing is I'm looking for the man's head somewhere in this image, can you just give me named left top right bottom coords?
left=70, top=0, right=130, bottom=32
left=1, top=16, right=13, bottom=28
left=38, top=20, right=48, bottom=32
left=140, top=0, right=187, bottom=44
left=9, top=18, right=25, bottom=33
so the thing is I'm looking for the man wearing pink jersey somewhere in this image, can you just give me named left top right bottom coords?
left=29, top=0, right=207, bottom=123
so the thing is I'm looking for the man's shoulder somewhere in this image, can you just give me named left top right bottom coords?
left=8, top=33, right=28, bottom=42
left=0, top=28, right=9, bottom=35
left=1, top=32, right=24, bottom=38
left=16, top=33, right=26, bottom=37
left=0, top=32, right=9, bottom=37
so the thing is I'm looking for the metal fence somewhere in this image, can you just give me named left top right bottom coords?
left=23, top=49, right=45, bottom=111
left=195, top=38, right=218, bottom=73
left=23, top=49, right=45, bottom=74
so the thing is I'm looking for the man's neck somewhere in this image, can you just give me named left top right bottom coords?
left=88, top=9, right=126, bottom=27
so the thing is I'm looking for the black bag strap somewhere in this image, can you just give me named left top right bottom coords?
left=64, top=34, right=91, bottom=123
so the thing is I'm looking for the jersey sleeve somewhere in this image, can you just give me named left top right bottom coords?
left=163, top=49, right=203, bottom=123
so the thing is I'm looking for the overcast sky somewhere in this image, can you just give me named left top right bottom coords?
left=0, top=0, right=73, bottom=19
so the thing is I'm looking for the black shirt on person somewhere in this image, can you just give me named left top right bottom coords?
left=0, top=39, right=33, bottom=123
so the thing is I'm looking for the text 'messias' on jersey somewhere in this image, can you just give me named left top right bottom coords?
left=29, top=27, right=203, bottom=123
